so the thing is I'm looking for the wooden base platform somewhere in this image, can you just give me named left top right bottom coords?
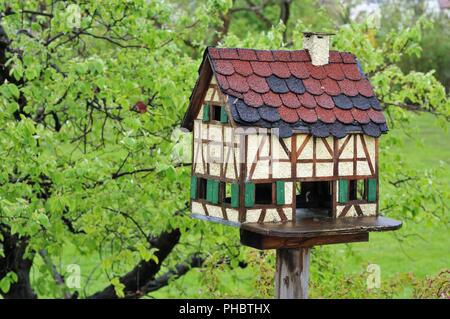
left=240, top=216, right=402, bottom=250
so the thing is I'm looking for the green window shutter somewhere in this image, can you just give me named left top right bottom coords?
left=202, top=104, right=210, bottom=122
left=244, top=182, right=255, bottom=208
left=212, top=180, right=219, bottom=204
left=276, top=181, right=285, bottom=205
left=367, top=178, right=377, bottom=202
left=231, top=183, right=239, bottom=208
left=207, top=179, right=219, bottom=204
left=206, top=179, right=212, bottom=202
left=220, top=106, right=228, bottom=123
left=190, top=176, right=197, bottom=199
left=338, top=179, right=349, bottom=203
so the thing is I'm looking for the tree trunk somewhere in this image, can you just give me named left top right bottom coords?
left=0, top=229, right=37, bottom=299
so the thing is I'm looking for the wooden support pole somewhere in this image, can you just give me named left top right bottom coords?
left=275, top=248, right=310, bottom=299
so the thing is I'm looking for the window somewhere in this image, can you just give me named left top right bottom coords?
left=338, top=178, right=377, bottom=203
left=211, top=105, right=222, bottom=121
left=197, top=177, right=207, bottom=200
left=296, top=181, right=332, bottom=210
left=202, top=103, right=227, bottom=123
left=349, top=179, right=365, bottom=201
left=244, top=182, right=284, bottom=207
left=255, top=183, right=273, bottom=205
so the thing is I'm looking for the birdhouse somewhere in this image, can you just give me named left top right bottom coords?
left=182, top=33, right=402, bottom=298
left=182, top=32, right=392, bottom=226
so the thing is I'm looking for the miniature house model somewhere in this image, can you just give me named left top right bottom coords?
left=181, top=32, right=387, bottom=226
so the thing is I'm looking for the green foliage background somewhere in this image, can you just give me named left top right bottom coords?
left=0, top=0, right=448, bottom=298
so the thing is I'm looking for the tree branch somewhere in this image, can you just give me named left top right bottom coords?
left=127, top=253, right=205, bottom=298
left=76, top=30, right=151, bottom=51
left=279, top=0, right=292, bottom=42
left=111, top=162, right=191, bottom=179
left=87, top=228, right=181, bottom=299
left=38, top=249, right=73, bottom=299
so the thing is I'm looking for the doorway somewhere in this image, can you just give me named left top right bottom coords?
left=295, top=181, right=332, bottom=219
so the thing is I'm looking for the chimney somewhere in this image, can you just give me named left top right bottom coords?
left=303, top=32, right=334, bottom=66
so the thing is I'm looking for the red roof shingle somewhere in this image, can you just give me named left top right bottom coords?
left=204, top=47, right=387, bottom=138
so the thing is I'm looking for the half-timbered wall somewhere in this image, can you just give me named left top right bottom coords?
left=192, top=77, right=241, bottom=181
left=240, top=131, right=378, bottom=221
left=191, top=76, right=244, bottom=224
left=192, top=121, right=242, bottom=180
left=336, top=203, right=377, bottom=217
left=246, top=207, right=295, bottom=223
left=245, top=133, right=377, bottom=181
left=191, top=201, right=240, bottom=224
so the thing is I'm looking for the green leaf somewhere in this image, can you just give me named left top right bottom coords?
left=0, top=272, right=18, bottom=293
left=111, top=278, right=126, bottom=298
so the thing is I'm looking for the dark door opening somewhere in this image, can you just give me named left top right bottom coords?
left=295, top=181, right=332, bottom=219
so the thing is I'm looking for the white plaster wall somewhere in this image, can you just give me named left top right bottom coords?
left=193, top=120, right=201, bottom=138
left=201, top=123, right=209, bottom=139
left=224, top=127, right=233, bottom=143
left=252, top=160, right=271, bottom=179
left=273, top=161, right=291, bottom=178
left=209, top=162, right=221, bottom=176
left=203, top=80, right=223, bottom=104
left=206, top=205, right=223, bottom=219
left=209, top=124, right=222, bottom=141
left=272, top=136, right=290, bottom=161
left=191, top=201, right=205, bottom=215
left=298, top=136, right=313, bottom=159
left=316, top=163, right=334, bottom=177
left=357, top=161, right=371, bottom=176
left=360, top=204, right=377, bottom=216
left=264, top=209, right=282, bottom=222
left=339, top=136, right=353, bottom=159
left=246, top=132, right=294, bottom=180
left=246, top=209, right=261, bottom=223
left=297, top=163, right=313, bottom=177
left=226, top=208, right=239, bottom=222
left=195, top=106, right=203, bottom=120
left=224, top=146, right=237, bottom=179
left=284, top=207, right=294, bottom=221
left=246, top=208, right=294, bottom=223
left=246, top=133, right=271, bottom=178
left=367, top=136, right=376, bottom=170
left=192, top=202, right=240, bottom=223
left=336, top=203, right=377, bottom=217
left=204, top=87, right=213, bottom=101
left=338, top=162, right=353, bottom=176
left=285, top=182, right=293, bottom=205
left=316, top=137, right=333, bottom=159
left=193, top=142, right=205, bottom=174
left=357, top=135, right=365, bottom=157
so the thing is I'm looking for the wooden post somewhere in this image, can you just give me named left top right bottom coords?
left=275, top=248, right=311, bottom=299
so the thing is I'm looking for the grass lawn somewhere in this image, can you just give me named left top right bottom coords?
left=319, top=113, right=450, bottom=297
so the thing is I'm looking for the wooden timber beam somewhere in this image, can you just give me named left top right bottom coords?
left=240, top=230, right=369, bottom=250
